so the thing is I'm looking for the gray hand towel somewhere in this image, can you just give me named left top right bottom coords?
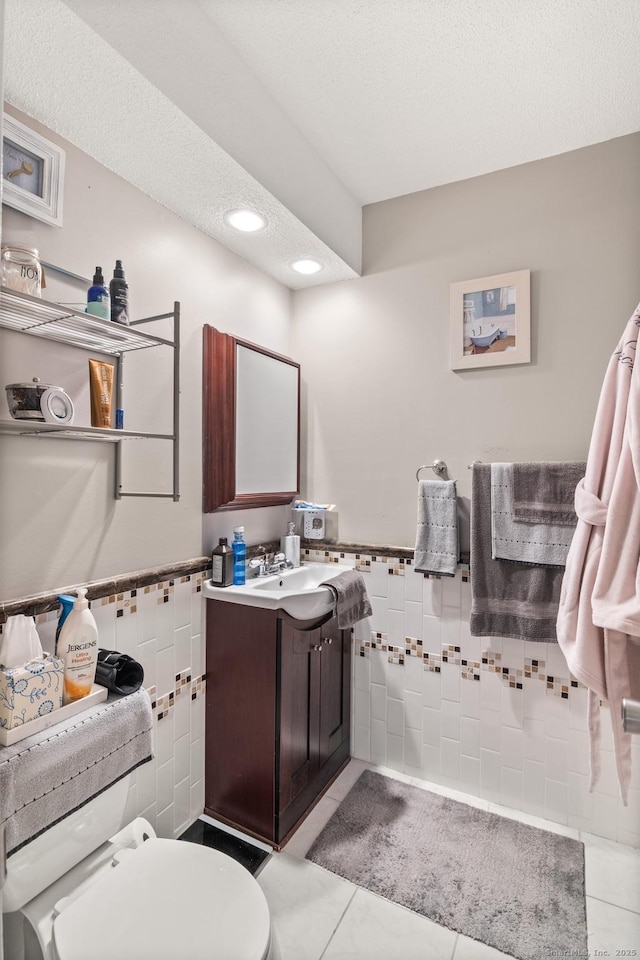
left=491, top=462, right=577, bottom=566
left=323, top=570, right=373, bottom=628
left=470, top=463, right=564, bottom=642
left=0, top=688, right=154, bottom=856
left=511, top=461, right=586, bottom=525
left=414, top=479, right=459, bottom=577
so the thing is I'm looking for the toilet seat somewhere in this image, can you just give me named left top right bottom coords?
left=51, top=837, right=272, bottom=960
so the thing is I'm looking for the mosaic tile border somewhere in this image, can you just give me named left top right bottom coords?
left=0, top=558, right=211, bottom=623
left=359, top=631, right=406, bottom=664
left=18, top=571, right=208, bottom=632
left=482, top=650, right=523, bottom=690
left=302, top=539, right=471, bottom=566
left=5, top=570, right=208, bottom=724
left=303, top=546, right=470, bottom=582
left=148, top=672, right=206, bottom=722
left=482, top=648, right=585, bottom=698
left=357, top=632, right=584, bottom=701
left=302, top=547, right=579, bottom=703
left=442, top=643, right=482, bottom=681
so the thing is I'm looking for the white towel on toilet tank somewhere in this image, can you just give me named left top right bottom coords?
left=414, top=479, right=459, bottom=577
left=0, top=687, right=154, bottom=856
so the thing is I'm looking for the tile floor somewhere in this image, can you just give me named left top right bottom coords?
left=249, top=759, right=640, bottom=960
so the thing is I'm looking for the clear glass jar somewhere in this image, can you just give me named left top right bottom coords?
left=1, top=244, right=42, bottom=296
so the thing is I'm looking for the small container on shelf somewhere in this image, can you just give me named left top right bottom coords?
left=5, top=377, right=74, bottom=424
left=109, top=260, right=129, bottom=325
left=1, top=244, right=42, bottom=296
left=86, top=266, right=110, bottom=320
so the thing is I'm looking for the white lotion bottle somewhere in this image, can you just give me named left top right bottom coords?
left=282, top=520, right=301, bottom=567
left=56, top=587, right=99, bottom=704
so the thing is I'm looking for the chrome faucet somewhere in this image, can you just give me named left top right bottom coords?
left=248, top=549, right=292, bottom=577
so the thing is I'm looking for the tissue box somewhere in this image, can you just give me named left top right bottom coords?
left=0, top=654, right=64, bottom=731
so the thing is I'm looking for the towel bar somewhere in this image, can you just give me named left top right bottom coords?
left=416, top=459, right=483, bottom=481
left=416, top=460, right=455, bottom=482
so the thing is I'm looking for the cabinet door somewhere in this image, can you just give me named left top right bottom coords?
left=204, top=602, right=278, bottom=842
left=278, top=620, right=321, bottom=814
left=318, top=620, right=351, bottom=765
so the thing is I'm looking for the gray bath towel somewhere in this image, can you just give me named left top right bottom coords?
left=470, top=463, right=564, bottom=642
left=491, top=463, right=577, bottom=566
left=414, top=479, right=459, bottom=577
left=511, top=461, right=586, bottom=525
left=0, top=688, right=154, bottom=856
left=323, top=570, right=373, bottom=628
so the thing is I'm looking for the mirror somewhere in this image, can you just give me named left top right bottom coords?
left=203, top=326, right=300, bottom=511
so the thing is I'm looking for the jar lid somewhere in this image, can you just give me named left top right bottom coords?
left=40, top=386, right=74, bottom=424
left=1, top=244, right=40, bottom=257
left=5, top=379, right=57, bottom=390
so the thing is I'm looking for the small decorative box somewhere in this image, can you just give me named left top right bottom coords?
left=303, top=509, right=326, bottom=539
left=0, top=654, right=64, bottom=731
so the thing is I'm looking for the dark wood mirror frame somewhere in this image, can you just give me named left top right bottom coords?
left=203, top=325, right=301, bottom=512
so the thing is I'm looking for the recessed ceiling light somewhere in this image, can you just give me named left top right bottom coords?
left=291, top=258, right=323, bottom=275
left=224, top=209, right=267, bottom=232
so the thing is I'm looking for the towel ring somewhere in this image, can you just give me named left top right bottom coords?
left=416, top=459, right=456, bottom=482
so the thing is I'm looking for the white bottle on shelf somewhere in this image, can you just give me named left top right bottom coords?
left=56, top=588, right=99, bottom=704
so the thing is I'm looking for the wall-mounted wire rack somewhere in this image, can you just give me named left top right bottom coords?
left=0, top=286, right=180, bottom=501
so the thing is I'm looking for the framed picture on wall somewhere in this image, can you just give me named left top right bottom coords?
left=2, top=113, right=65, bottom=227
left=450, top=269, right=530, bottom=370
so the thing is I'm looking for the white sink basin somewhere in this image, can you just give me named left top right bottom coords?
left=203, top=561, right=352, bottom=620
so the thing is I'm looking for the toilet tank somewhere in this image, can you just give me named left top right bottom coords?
left=3, top=776, right=130, bottom=913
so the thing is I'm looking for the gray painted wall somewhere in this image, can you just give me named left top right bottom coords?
left=0, top=105, right=293, bottom=601
left=292, top=133, right=640, bottom=549
left=3, top=107, right=639, bottom=600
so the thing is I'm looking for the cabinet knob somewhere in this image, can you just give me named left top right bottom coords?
left=321, top=637, right=333, bottom=645
left=312, top=643, right=323, bottom=652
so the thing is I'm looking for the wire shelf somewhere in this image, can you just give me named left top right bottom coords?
left=0, top=419, right=174, bottom=442
left=0, top=287, right=165, bottom=354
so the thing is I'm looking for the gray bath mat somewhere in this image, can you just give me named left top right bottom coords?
left=306, top=770, right=587, bottom=960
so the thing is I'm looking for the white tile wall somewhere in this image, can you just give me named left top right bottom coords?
left=30, top=551, right=639, bottom=851
left=35, top=572, right=206, bottom=841
left=305, top=549, right=640, bottom=848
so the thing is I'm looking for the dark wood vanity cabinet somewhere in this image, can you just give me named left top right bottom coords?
left=204, top=600, right=351, bottom=847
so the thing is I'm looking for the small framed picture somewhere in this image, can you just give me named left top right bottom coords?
left=450, top=269, right=531, bottom=370
left=2, top=113, right=65, bottom=227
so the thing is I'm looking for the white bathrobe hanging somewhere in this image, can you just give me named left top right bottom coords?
left=556, top=302, right=640, bottom=803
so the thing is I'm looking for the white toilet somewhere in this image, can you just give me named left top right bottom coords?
left=2, top=777, right=277, bottom=960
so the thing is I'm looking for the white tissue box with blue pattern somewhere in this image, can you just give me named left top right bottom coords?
left=0, top=654, right=64, bottom=730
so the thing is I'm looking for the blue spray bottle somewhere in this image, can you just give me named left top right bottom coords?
left=86, top=266, right=111, bottom=320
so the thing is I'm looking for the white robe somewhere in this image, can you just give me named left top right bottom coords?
left=556, top=303, right=640, bottom=803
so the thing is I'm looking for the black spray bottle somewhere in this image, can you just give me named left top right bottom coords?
left=109, top=260, right=129, bottom=325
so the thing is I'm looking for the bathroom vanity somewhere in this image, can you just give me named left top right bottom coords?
left=204, top=599, right=351, bottom=848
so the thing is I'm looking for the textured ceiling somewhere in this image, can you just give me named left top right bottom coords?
left=202, top=0, right=640, bottom=204
left=3, top=0, right=640, bottom=288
